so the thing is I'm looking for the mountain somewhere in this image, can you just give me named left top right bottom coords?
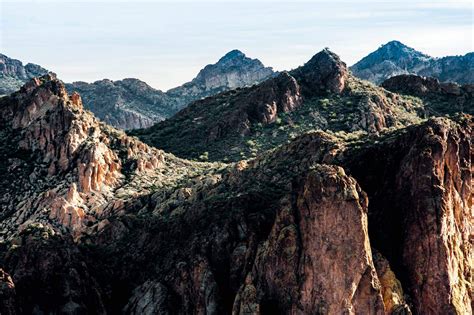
left=131, top=49, right=426, bottom=161
left=166, top=49, right=275, bottom=107
left=351, top=40, right=474, bottom=84
left=0, top=75, right=471, bottom=314
left=0, top=54, right=49, bottom=95
left=66, top=50, right=275, bottom=129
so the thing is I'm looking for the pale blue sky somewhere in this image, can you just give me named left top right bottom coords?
left=1, top=0, right=472, bottom=90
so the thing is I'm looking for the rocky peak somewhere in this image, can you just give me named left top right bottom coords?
left=291, top=48, right=348, bottom=95
left=356, top=40, right=430, bottom=67
left=377, top=40, right=428, bottom=58
left=189, top=49, right=275, bottom=90
left=217, top=49, right=246, bottom=63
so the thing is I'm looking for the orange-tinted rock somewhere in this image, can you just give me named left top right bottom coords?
left=237, top=166, right=385, bottom=314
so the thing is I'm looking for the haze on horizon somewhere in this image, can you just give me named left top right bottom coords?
left=1, top=0, right=472, bottom=90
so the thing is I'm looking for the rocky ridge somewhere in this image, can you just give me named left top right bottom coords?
left=381, top=74, right=474, bottom=116
left=131, top=49, right=426, bottom=161
left=351, top=40, right=474, bottom=84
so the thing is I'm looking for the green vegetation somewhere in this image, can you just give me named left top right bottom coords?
left=130, top=76, right=437, bottom=163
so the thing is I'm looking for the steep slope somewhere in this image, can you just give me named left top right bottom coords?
left=132, top=49, right=424, bottom=161
left=351, top=40, right=474, bottom=84
left=0, top=76, right=472, bottom=314
left=66, top=50, right=275, bottom=129
left=0, top=74, right=211, bottom=241
left=338, top=117, right=474, bottom=314
left=0, top=54, right=49, bottom=95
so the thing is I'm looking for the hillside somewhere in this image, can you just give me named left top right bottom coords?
left=0, top=75, right=471, bottom=314
left=381, top=74, right=474, bottom=116
left=351, top=40, right=474, bottom=84
left=131, top=49, right=425, bottom=161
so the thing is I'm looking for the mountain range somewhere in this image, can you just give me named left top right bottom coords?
left=2, top=41, right=471, bottom=131
left=0, top=44, right=472, bottom=314
left=350, top=40, right=474, bottom=84
left=0, top=51, right=275, bottom=129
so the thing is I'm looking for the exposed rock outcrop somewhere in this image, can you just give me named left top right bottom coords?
left=291, top=48, right=348, bottom=95
left=167, top=49, right=275, bottom=107
left=381, top=74, right=474, bottom=116
left=0, top=75, right=167, bottom=240
left=340, top=117, right=473, bottom=314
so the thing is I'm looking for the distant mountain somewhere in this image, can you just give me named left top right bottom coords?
left=1, top=50, right=274, bottom=130
left=351, top=40, right=474, bottom=84
left=0, top=54, right=49, bottom=95
left=66, top=49, right=275, bottom=129
left=166, top=49, right=275, bottom=107
left=131, top=49, right=426, bottom=162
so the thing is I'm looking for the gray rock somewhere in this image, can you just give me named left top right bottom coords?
left=351, top=40, right=473, bottom=84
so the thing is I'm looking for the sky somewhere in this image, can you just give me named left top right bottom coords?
left=1, top=0, right=472, bottom=90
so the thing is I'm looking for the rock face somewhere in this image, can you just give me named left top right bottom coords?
left=340, top=117, right=473, bottom=314
left=351, top=40, right=474, bottom=84
left=0, top=74, right=167, bottom=241
left=131, top=49, right=424, bottom=161
left=66, top=50, right=275, bottom=129
left=291, top=48, right=348, bottom=95
left=0, top=54, right=49, bottom=95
